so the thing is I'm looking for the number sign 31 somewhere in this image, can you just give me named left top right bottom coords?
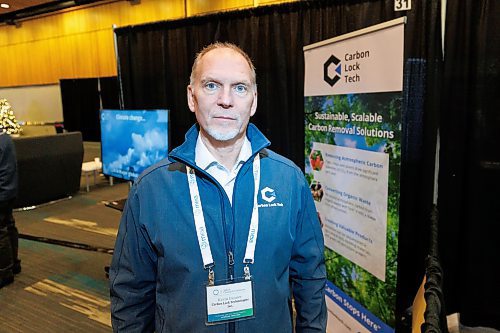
left=394, top=0, right=411, bottom=11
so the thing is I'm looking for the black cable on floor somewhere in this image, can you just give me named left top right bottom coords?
left=19, top=233, right=114, bottom=254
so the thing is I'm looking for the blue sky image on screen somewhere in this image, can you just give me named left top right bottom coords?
left=101, top=109, right=168, bottom=181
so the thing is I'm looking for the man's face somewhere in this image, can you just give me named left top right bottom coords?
left=187, top=48, right=257, bottom=142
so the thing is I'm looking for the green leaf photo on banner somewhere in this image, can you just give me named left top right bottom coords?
left=305, top=93, right=401, bottom=328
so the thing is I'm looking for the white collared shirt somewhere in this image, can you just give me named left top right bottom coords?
left=195, top=134, right=252, bottom=205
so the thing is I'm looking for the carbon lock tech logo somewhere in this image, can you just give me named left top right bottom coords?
left=324, top=54, right=342, bottom=87
left=258, top=187, right=283, bottom=208
left=261, top=187, right=276, bottom=203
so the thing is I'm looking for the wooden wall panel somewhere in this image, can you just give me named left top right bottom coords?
left=187, top=0, right=254, bottom=16
left=258, top=0, right=297, bottom=4
left=95, top=29, right=117, bottom=76
left=0, top=27, right=117, bottom=86
left=1, top=0, right=186, bottom=47
left=0, top=0, right=296, bottom=87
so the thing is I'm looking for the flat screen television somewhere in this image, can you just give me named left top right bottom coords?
left=100, top=109, right=169, bottom=182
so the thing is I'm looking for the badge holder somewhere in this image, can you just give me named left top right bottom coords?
left=205, top=266, right=256, bottom=326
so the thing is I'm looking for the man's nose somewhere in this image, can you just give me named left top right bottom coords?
left=217, top=86, right=233, bottom=108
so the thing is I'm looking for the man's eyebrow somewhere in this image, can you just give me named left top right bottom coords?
left=200, top=77, right=220, bottom=84
left=233, top=80, right=251, bottom=86
left=200, top=77, right=251, bottom=86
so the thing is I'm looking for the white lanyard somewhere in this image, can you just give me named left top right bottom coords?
left=186, top=154, right=261, bottom=284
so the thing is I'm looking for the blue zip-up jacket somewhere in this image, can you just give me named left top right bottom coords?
left=110, top=124, right=327, bottom=332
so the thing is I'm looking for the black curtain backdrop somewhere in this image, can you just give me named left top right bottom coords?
left=439, top=0, right=500, bottom=328
left=114, top=1, right=441, bottom=330
left=61, top=78, right=100, bottom=141
left=60, top=76, right=119, bottom=141
left=100, top=76, right=121, bottom=110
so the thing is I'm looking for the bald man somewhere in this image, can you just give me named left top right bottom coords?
left=110, top=42, right=327, bottom=332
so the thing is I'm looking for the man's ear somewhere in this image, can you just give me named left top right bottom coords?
left=250, top=90, right=258, bottom=117
left=187, top=85, right=196, bottom=113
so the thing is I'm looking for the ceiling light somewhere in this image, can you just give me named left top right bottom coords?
left=0, top=3, right=10, bottom=9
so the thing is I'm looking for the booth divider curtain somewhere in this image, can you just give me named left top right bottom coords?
left=60, top=78, right=100, bottom=141
left=60, top=76, right=119, bottom=141
left=439, top=0, right=500, bottom=327
left=114, top=1, right=442, bottom=330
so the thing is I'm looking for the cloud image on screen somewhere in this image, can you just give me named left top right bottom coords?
left=100, top=109, right=169, bottom=181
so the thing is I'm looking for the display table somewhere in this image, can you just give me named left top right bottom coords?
left=13, top=132, right=84, bottom=209
left=81, top=160, right=102, bottom=192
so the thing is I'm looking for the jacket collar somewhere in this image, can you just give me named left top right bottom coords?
left=169, top=123, right=271, bottom=168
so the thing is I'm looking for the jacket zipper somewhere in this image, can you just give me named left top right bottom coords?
left=227, top=154, right=258, bottom=333
left=216, top=169, right=235, bottom=333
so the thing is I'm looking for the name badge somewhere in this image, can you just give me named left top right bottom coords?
left=206, top=280, right=254, bottom=324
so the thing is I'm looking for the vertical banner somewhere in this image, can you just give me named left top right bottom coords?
left=304, top=18, right=405, bottom=332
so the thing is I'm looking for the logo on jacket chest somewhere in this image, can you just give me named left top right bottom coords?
left=258, top=186, right=284, bottom=208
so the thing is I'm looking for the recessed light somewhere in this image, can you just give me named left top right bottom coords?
left=0, top=3, right=10, bottom=9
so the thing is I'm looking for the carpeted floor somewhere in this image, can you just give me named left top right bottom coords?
left=0, top=239, right=113, bottom=333
left=1, top=163, right=130, bottom=332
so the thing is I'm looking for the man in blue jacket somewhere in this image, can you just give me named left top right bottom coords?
left=110, top=42, right=327, bottom=332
